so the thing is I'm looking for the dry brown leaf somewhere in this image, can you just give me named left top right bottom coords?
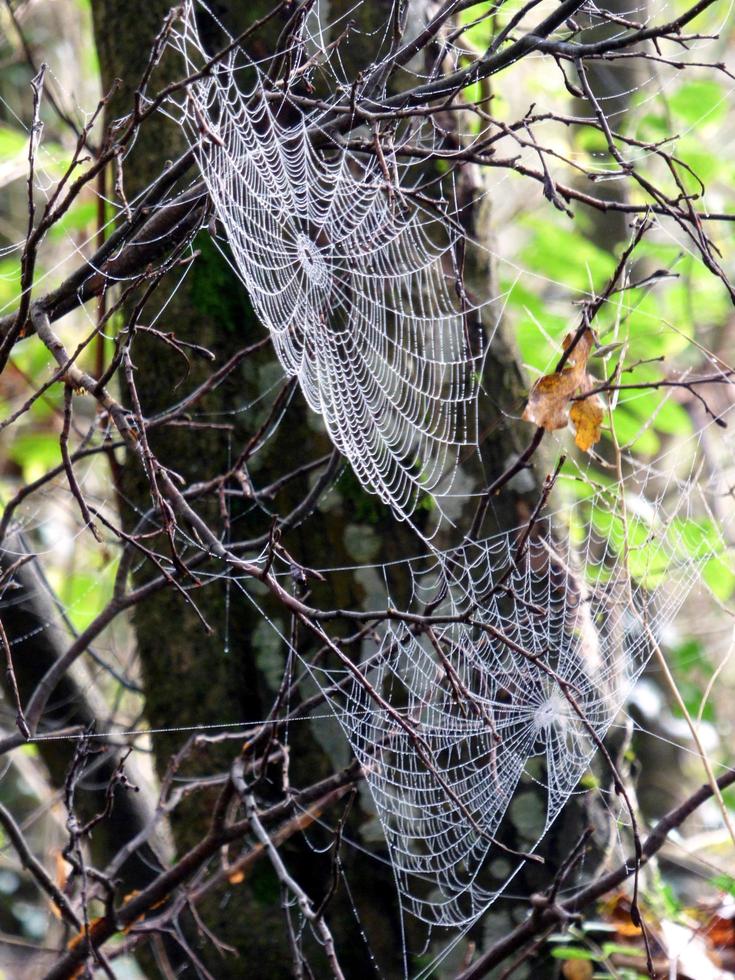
left=570, top=393, right=604, bottom=451
left=705, top=911, right=735, bottom=948
left=602, top=893, right=644, bottom=937
left=561, top=328, right=595, bottom=364
left=522, top=328, right=603, bottom=452
left=523, top=371, right=578, bottom=431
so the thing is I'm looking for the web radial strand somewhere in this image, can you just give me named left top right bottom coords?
left=168, top=5, right=484, bottom=524
left=310, top=470, right=711, bottom=928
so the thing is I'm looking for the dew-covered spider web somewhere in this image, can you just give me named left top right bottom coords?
left=164, top=1, right=489, bottom=526
left=269, top=436, right=734, bottom=933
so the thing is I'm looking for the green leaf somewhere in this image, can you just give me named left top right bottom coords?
left=669, top=638, right=710, bottom=676
left=0, top=124, right=27, bottom=158
left=637, top=112, right=670, bottom=140
left=669, top=81, right=727, bottom=126
left=669, top=517, right=724, bottom=562
left=8, top=432, right=61, bottom=481
left=574, top=127, right=610, bottom=157
left=619, top=387, right=693, bottom=438
left=521, top=218, right=616, bottom=295
left=48, top=200, right=98, bottom=239
left=647, top=397, right=693, bottom=436
left=608, top=407, right=660, bottom=456
left=675, top=138, right=721, bottom=190
left=703, top=556, right=735, bottom=601
left=711, top=874, right=735, bottom=897
left=0, top=257, right=21, bottom=309
left=56, top=561, right=117, bottom=632
left=29, top=384, right=64, bottom=422
left=11, top=336, right=57, bottom=379
left=601, top=943, right=645, bottom=958
left=551, top=946, right=597, bottom=960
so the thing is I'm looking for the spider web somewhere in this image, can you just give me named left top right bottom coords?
left=164, top=2, right=488, bottom=526
left=291, top=442, right=728, bottom=930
